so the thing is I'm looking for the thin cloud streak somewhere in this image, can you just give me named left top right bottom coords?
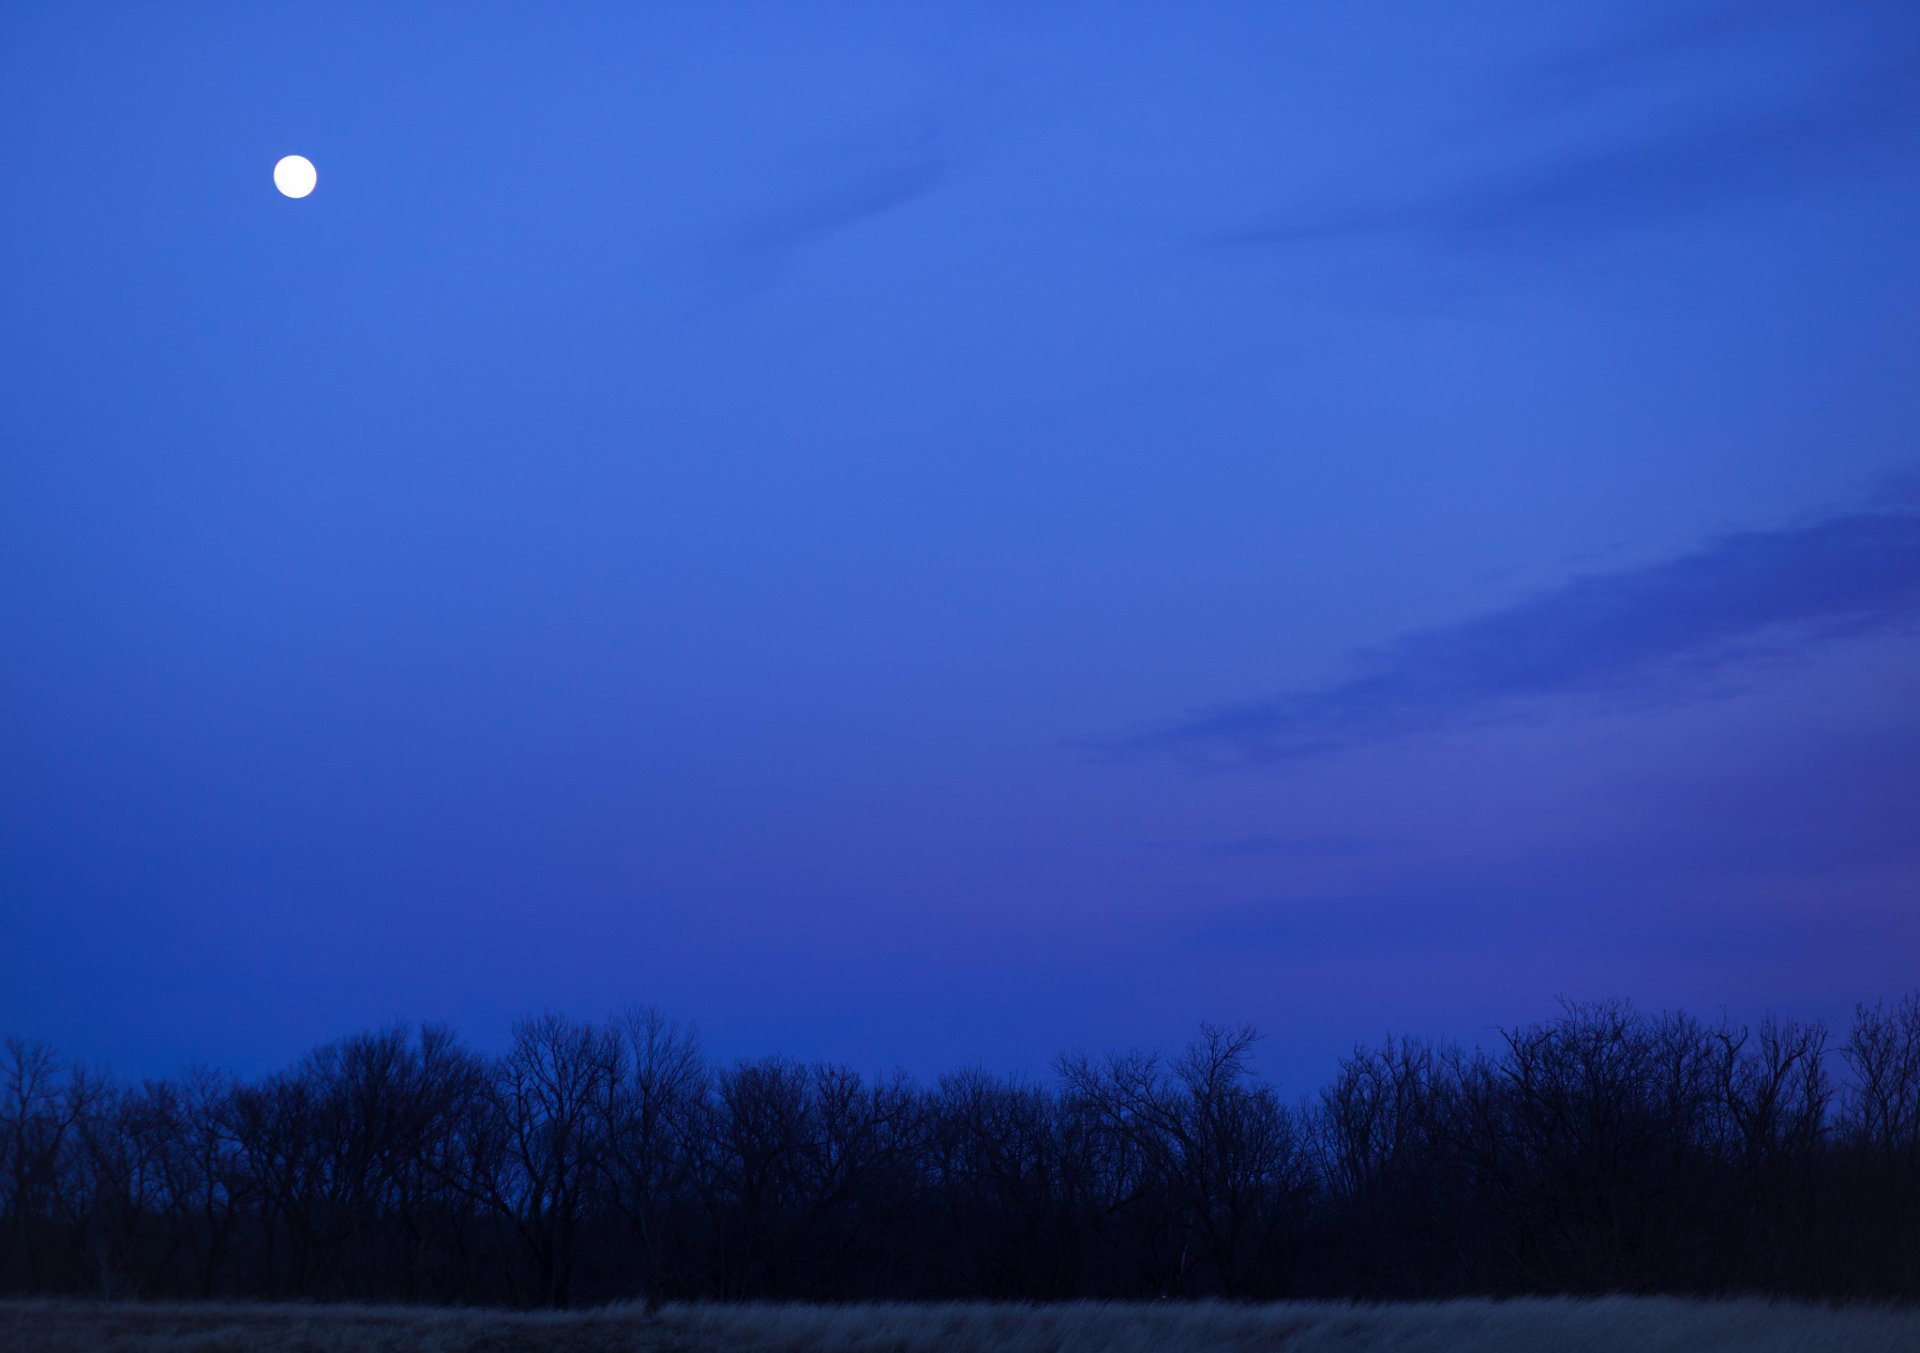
left=697, top=136, right=952, bottom=304
left=1107, top=499, right=1920, bottom=766
left=740, top=154, right=948, bottom=259
left=1220, top=75, right=1917, bottom=254
left=1504, top=0, right=1885, bottom=112
left=1216, top=3, right=1920, bottom=256
left=1195, top=834, right=1389, bottom=861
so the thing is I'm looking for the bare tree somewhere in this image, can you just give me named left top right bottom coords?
left=1841, top=997, right=1920, bottom=1290
left=486, top=1014, right=617, bottom=1306
left=1, top=1038, right=89, bottom=1293
left=1061, top=1025, right=1309, bottom=1296
left=591, top=1007, right=704, bottom=1313
left=4, top=994, right=1919, bottom=1303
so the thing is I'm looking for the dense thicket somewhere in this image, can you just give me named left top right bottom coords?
left=3, top=997, right=1917, bottom=1305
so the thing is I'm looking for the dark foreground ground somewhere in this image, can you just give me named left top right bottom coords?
left=2, top=1297, right=1917, bottom=1353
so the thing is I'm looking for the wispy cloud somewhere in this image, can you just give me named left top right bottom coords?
left=1217, top=4, right=1919, bottom=255
left=1871, top=467, right=1920, bottom=507
left=1223, top=80, right=1915, bottom=255
left=1104, top=497, right=1920, bottom=766
left=1189, top=834, right=1388, bottom=861
left=738, top=153, right=947, bottom=262
left=697, top=132, right=952, bottom=304
left=1188, top=734, right=1920, bottom=968
left=1505, top=0, right=1863, bottom=112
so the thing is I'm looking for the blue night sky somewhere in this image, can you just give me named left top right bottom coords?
left=3, top=1, right=1917, bottom=1086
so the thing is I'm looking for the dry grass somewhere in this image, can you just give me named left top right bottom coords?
left=2, top=1295, right=1915, bottom=1353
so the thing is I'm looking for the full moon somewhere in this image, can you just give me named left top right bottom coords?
left=273, top=155, right=317, bottom=199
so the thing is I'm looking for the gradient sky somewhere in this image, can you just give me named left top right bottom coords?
left=4, top=1, right=1917, bottom=1088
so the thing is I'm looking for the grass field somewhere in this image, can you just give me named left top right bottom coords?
left=3, top=1296, right=1917, bottom=1353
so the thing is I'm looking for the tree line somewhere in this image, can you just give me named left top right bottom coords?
left=3, top=995, right=1917, bottom=1306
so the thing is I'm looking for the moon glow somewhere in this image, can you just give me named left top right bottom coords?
left=273, top=155, right=317, bottom=199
